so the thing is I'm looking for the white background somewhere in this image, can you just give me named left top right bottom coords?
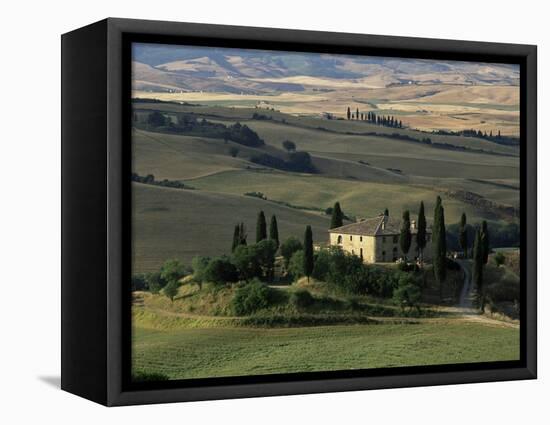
left=0, top=0, right=546, bottom=423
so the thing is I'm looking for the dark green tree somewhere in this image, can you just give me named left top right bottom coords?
left=416, top=201, right=427, bottom=260
left=384, top=208, right=389, bottom=217
left=356, top=108, right=359, bottom=120
left=239, top=222, right=247, bottom=246
left=160, top=259, right=186, bottom=283
left=432, top=196, right=447, bottom=299
left=282, top=140, right=296, bottom=152
left=459, top=213, right=469, bottom=257
left=256, top=211, right=267, bottom=243
left=269, top=215, right=279, bottom=249
left=256, top=239, right=278, bottom=281
left=347, top=107, right=351, bottom=120
left=163, top=279, right=179, bottom=302
left=481, top=220, right=490, bottom=264
left=399, top=210, right=412, bottom=259
left=232, top=244, right=261, bottom=281
left=303, top=226, right=314, bottom=282
left=330, top=202, right=344, bottom=229
left=232, top=224, right=240, bottom=252
left=280, top=237, right=303, bottom=268
left=473, top=228, right=484, bottom=310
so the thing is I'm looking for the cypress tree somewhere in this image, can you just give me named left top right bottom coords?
left=384, top=208, right=389, bottom=217
left=239, top=222, right=247, bottom=246
left=256, top=211, right=267, bottom=243
left=400, top=210, right=412, bottom=259
left=347, top=107, right=351, bottom=120
left=432, top=196, right=447, bottom=299
left=459, top=213, right=468, bottom=257
left=303, top=225, right=314, bottom=282
left=481, top=220, right=489, bottom=264
left=399, top=120, right=402, bottom=128
left=473, top=228, right=484, bottom=310
left=356, top=108, right=359, bottom=120
left=416, top=201, right=427, bottom=261
left=232, top=224, right=240, bottom=252
left=330, top=202, right=344, bottom=229
left=269, top=215, right=279, bottom=249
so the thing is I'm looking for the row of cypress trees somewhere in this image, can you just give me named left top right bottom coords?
left=346, top=107, right=403, bottom=128
left=231, top=211, right=280, bottom=252
left=231, top=211, right=315, bottom=282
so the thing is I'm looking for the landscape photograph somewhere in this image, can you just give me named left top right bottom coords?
left=130, top=42, right=521, bottom=382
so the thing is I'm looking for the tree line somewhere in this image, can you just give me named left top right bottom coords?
left=346, top=107, right=403, bottom=129
left=137, top=111, right=265, bottom=148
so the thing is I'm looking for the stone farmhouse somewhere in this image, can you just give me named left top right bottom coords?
left=328, top=214, right=432, bottom=263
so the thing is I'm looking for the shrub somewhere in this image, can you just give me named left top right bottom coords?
left=287, top=250, right=305, bottom=280
left=160, top=259, right=187, bottom=283
left=144, top=272, right=167, bottom=294
left=163, top=279, right=180, bottom=302
left=191, top=256, right=211, bottom=287
left=131, top=273, right=148, bottom=291
left=392, top=273, right=422, bottom=312
left=397, top=262, right=420, bottom=272
left=290, top=289, right=315, bottom=309
left=231, top=279, right=275, bottom=315
left=202, top=256, right=239, bottom=285
left=232, top=244, right=262, bottom=281
left=312, top=249, right=331, bottom=281
left=493, top=252, right=506, bottom=267
left=280, top=237, right=303, bottom=268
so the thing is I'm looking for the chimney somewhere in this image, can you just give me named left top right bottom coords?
left=381, top=216, right=387, bottom=230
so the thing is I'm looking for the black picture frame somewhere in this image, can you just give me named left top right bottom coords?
left=61, top=17, right=537, bottom=406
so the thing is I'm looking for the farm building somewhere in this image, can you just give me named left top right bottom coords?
left=328, top=214, right=432, bottom=263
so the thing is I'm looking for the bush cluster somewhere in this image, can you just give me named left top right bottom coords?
left=231, top=279, right=276, bottom=315
left=290, top=289, right=315, bottom=309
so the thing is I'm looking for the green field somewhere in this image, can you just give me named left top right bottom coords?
left=132, top=183, right=331, bottom=272
left=132, top=320, right=519, bottom=379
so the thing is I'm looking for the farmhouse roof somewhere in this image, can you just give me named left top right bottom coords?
left=328, top=215, right=430, bottom=236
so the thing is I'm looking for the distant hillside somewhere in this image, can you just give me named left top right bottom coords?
left=132, top=43, right=519, bottom=94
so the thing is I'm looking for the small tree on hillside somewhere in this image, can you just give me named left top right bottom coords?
left=229, top=146, right=239, bottom=157
left=459, top=213, right=469, bottom=257
left=494, top=251, right=505, bottom=267
left=400, top=210, right=412, bottom=259
left=347, top=107, right=351, bottom=120
left=356, top=108, right=360, bottom=120
left=280, top=237, right=303, bottom=269
left=416, top=201, right=427, bottom=261
left=432, top=196, right=447, bottom=300
left=269, top=215, right=280, bottom=250
left=163, top=279, right=179, bottom=302
left=282, top=140, right=296, bottom=152
left=384, top=208, right=389, bottom=217
left=160, top=259, right=186, bottom=284
left=256, top=211, right=267, bottom=243
left=231, top=224, right=240, bottom=252
left=238, top=222, right=247, bottom=246
left=330, top=202, right=344, bottom=229
left=303, top=226, right=314, bottom=282
left=481, top=220, right=490, bottom=264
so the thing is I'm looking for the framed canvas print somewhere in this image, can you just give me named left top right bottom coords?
left=61, top=18, right=537, bottom=406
